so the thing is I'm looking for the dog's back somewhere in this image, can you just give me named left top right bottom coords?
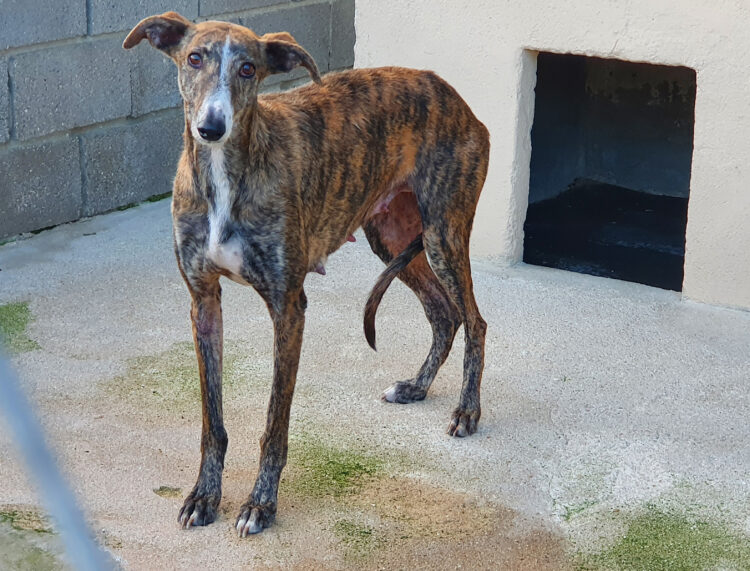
left=258, top=66, right=490, bottom=269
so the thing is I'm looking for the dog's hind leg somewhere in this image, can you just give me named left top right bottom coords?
left=422, top=228, right=486, bottom=437
left=414, top=144, right=489, bottom=437
left=178, top=276, right=228, bottom=527
left=364, top=189, right=461, bottom=404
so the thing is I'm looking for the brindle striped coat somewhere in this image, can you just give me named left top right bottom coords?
left=124, top=11, right=489, bottom=536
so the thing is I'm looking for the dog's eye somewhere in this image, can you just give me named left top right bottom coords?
left=188, top=53, right=202, bottom=68
left=239, top=62, right=256, bottom=79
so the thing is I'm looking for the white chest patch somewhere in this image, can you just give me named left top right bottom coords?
left=206, top=148, right=245, bottom=279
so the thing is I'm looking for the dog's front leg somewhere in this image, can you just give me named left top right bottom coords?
left=236, top=288, right=306, bottom=536
left=178, top=277, right=228, bottom=528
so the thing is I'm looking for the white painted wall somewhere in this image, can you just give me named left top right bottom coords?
left=355, top=0, right=750, bottom=310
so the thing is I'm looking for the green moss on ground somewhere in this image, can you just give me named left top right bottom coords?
left=111, top=341, right=270, bottom=406
left=0, top=302, right=40, bottom=354
left=153, top=486, right=182, bottom=499
left=115, top=342, right=202, bottom=404
left=144, top=192, right=172, bottom=203
left=0, top=509, right=62, bottom=571
left=577, top=505, right=750, bottom=571
left=562, top=501, right=597, bottom=522
left=286, top=439, right=382, bottom=498
left=333, top=519, right=378, bottom=558
left=0, top=536, right=60, bottom=571
left=0, top=508, right=52, bottom=534
left=115, top=192, right=172, bottom=212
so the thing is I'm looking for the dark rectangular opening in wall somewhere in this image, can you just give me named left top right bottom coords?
left=523, top=52, right=696, bottom=291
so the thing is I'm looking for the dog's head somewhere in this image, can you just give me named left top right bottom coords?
left=124, top=12, right=321, bottom=145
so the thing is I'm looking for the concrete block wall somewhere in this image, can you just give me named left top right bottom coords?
left=0, top=0, right=355, bottom=240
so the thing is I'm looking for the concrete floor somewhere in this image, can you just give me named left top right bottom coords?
left=0, top=199, right=748, bottom=569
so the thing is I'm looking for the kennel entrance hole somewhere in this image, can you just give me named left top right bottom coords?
left=524, top=52, right=696, bottom=291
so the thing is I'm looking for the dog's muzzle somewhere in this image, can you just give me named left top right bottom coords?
left=197, top=109, right=226, bottom=142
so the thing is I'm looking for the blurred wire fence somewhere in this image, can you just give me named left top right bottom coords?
left=0, top=351, right=113, bottom=570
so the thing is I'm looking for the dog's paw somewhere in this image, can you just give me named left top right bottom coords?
left=235, top=502, right=276, bottom=537
left=382, top=381, right=427, bottom=404
left=178, top=491, right=220, bottom=528
left=447, top=408, right=480, bottom=437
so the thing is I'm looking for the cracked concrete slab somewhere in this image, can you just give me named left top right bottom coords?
left=0, top=199, right=748, bottom=569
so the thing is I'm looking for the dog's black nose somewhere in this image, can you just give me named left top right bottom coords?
left=198, top=121, right=226, bottom=142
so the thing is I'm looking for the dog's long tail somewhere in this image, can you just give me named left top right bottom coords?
left=364, top=234, right=425, bottom=350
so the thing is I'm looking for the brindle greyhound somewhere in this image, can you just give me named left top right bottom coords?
left=124, top=12, right=489, bottom=536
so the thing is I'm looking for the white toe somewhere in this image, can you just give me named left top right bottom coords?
left=243, top=510, right=262, bottom=536
left=383, top=385, right=398, bottom=403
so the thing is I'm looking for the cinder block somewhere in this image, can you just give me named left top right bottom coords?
left=82, top=110, right=184, bottom=215
left=0, top=137, right=82, bottom=239
left=330, top=0, right=355, bottom=70
left=199, top=0, right=283, bottom=18
left=0, top=59, right=9, bottom=143
left=89, top=0, right=198, bottom=35
left=130, top=46, right=181, bottom=116
left=0, top=0, right=86, bottom=51
left=239, top=1, right=331, bottom=83
left=12, top=38, right=132, bottom=141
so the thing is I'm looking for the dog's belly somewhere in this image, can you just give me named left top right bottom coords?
left=207, top=235, right=248, bottom=284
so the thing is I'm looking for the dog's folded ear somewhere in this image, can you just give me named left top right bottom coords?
left=123, top=12, right=192, bottom=57
left=261, top=33, right=322, bottom=85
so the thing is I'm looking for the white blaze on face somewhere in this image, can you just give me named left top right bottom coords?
left=192, top=34, right=234, bottom=144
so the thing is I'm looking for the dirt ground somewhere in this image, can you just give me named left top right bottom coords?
left=1, top=199, right=749, bottom=570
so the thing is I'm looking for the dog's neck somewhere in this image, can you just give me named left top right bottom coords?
left=206, top=145, right=231, bottom=251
